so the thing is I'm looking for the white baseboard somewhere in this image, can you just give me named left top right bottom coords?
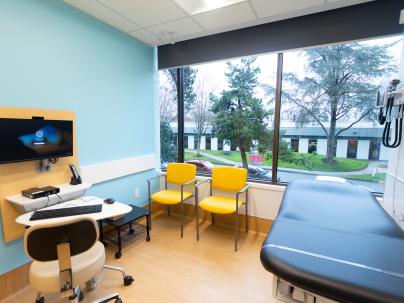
left=79, top=154, right=156, bottom=184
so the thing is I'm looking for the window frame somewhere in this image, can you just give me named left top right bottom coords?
left=170, top=46, right=388, bottom=195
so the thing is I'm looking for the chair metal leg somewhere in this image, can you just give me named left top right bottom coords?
left=167, top=205, right=171, bottom=216
left=235, top=209, right=238, bottom=252
left=196, top=203, right=199, bottom=241
left=180, top=200, right=184, bottom=238
left=148, top=181, right=152, bottom=230
left=245, top=199, right=249, bottom=233
left=246, top=190, right=249, bottom=232
left=103, top=265, right=134, bottom=286
left=196, top=188, right=200, bottom=241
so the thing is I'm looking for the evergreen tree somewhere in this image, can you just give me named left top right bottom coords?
left=211, top=57, right=270, bottom=169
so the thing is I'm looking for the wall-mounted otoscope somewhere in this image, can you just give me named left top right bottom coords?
left=377, top=79, right=404, bottom=148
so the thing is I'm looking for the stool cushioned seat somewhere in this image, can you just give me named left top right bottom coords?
left=151, top=189, right=192, bottom=205
left=29, top=241, right=105, bottom=293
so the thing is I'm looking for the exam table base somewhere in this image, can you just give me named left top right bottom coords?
left=273, top=276, right=340, bottom=303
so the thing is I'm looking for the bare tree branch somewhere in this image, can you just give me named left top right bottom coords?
left=335, top=107, right=373, bottom=136
left=284, top=94, right=329, bottom=136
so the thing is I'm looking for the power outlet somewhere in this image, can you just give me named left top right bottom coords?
left=134, top=188, right=140, bottom=199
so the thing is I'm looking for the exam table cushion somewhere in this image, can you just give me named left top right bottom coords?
left=260, top=180, right=404, bottom=303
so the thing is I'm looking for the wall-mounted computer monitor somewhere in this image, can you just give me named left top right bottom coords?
left=0, top=118, right=73, bottom=164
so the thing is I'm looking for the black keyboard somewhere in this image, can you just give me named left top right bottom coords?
left=30, top=204, right=103, bottom=221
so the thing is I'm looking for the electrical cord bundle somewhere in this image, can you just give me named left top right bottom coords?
left=379, top=81, right=403, bottom=149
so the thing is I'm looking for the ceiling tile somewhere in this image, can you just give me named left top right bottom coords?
left=98, top=0, right=187, bottom=27
left=148, top=18, right=204, bottom=42
left=128, top=29, right=158, bottom=44
left=250, top=0, right=325, bottom=18
left=64, top=0, right=139, bottom=32
left=193, top=2, right=256, bottom=30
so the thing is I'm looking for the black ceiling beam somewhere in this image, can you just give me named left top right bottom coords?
left=158, top=0, right=404, bottom=69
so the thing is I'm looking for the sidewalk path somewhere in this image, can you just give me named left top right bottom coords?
left=193, top=151, right=386, bottom=176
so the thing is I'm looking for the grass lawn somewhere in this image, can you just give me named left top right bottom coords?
left=344, top=173, right=386, bottom=184
left=193, top=150, right=368, bottom=172
left=278, top=156, right=368, bottom=172
left=184, top=151, right=227, bottom=164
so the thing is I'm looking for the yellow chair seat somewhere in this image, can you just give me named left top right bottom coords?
left=199, top=196, right=244, bottom=215
left=151, top=190, right=193, bottom=205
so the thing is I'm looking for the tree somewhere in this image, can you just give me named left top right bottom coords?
left=211, top=57, right=270, bottom=169
left=166, top=67, right=197, bottom=111
left=191, top=78, right=213, bottom=156
left=160, top=120, right=176, bottom=163
left=160, top=84, right=176, bottom=123
left=279, top=42, right=395, bottom=164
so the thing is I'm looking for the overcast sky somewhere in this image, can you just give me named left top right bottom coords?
left=160, top=36, right=403, bottom=127
left=190, top=36, right=403, bottom=96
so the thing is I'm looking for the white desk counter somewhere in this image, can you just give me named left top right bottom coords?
left=16, top=196, right=132, bottom=227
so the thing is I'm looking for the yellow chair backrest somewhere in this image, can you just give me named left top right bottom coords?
left=166, top=163, right=197, bottom=185
left=211, top=167, right=247, bottom=192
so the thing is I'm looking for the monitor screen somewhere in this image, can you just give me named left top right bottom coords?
left=0, top=118, right=73, bottom=164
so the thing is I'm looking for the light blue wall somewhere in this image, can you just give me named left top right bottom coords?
left=0, top=0, right=157, bottom=274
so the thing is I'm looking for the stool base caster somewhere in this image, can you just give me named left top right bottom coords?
left=124, top=275, right=134, bottom=286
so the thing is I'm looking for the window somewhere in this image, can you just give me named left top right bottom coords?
left=180, top=54, right=277, bottom=182
left=160, top=36, right=402, bottom=193
left=347, top=140, right=358, bottom=159
left=290, top=139, right=299, bottom=152
left=278, top=36, right=401, bottom=193
left=308, top=139, right=317, bottom=154
left=159, top=69, right=178, bottom=167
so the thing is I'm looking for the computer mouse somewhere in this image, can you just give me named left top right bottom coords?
left=104, top=198, right=115, bottom=204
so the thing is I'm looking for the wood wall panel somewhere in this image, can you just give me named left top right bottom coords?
left=0, top=107, right=78, bottom=243
left=0, top=262, right=31, bottom=301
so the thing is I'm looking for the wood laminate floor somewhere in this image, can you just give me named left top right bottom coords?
left=1, top=213, right=274, bottom=303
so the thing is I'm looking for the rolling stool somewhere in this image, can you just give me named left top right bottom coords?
left=24, top=217, right=133, bottom=303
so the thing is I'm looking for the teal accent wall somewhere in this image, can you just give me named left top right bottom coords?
left=0, top=0, right=156, bottom=274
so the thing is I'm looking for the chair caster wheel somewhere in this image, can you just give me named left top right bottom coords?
left=115, top=252, right=122, bottom=259
left=115, top=298, right=123, bottom=303
left=124, top=275, right=134, bottom=286
left=146, top=235, right=150, bottom=241
left=35, top=296, right=45, bottom=303
left=129, top=229, right=135, bottom=235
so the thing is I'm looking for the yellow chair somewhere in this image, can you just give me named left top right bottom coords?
left=195, top=166, right=250, bottom=251
left=147, top=163, right=197, bottom=238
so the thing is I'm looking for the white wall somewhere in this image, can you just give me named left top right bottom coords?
left=188, top=136, right=195, bottom=150
left=336, top=140, right=348, bottom=158
left=382, top=34, right=404, bottom=229
left=317, top=139, right=327, bottom=156
left=357, top=140, right=370, bottom=160
left=200, top=136, right=206, bottom=150
left=211, top=137, right=218, bottom=151
left=166, top=180, right=284, bottom=220
left=380, top=143, right=390, bottom=161
left=298, top=138, right=309, bottom=153
left=223, top=139, right=231, bottom=151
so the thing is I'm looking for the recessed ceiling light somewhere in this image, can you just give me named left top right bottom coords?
left=173, top=0, right=246, bottom=15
